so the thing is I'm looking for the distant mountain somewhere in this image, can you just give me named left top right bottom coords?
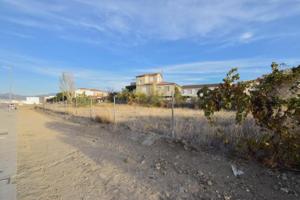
left=36, top=93, right=57, bottom=97
left=0, top=93, right=57, bottom=100
left=0, top=93, right=26, bottom=100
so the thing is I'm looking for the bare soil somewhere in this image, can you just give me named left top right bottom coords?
left=16, top=107, right=299, bottom=200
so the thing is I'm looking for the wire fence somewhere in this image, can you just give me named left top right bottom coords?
left=39, top=95, right=261, bottom=148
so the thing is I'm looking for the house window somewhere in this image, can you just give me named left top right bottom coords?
left=165, top=86, right=170, bottom=92
left=149, top=76, right=153, bottom=83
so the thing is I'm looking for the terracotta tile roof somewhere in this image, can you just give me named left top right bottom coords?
left=136, top=73, right=162, bottom=78
left=77, top=88, right=107, bottom=92
left=182, top=84, right=219, bottom=89
left=157, top=82, right=177, bottom=85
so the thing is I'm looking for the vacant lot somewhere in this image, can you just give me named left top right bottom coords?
left=43, top=103, right=261, bottom=150
left=16, top=106, right=300, bottom=199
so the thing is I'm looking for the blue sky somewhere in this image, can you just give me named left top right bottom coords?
left=1, top=0, right=300, bottom=95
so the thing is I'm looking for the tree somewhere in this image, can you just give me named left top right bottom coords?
left=174, top=86, right=184, bottom=106
left=59, top=72, right=75, bottom=103
left=198, top=63, right=300, bottom=168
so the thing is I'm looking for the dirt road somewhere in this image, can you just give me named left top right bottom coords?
left=16, top=107, right=299, bottom=200
left=0, top=105, right=16, bottom=200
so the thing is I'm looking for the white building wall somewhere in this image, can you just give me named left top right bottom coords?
left=24, top=97, right=40, bottom=104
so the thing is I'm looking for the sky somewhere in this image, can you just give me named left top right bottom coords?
left=1, top=0, right=300, bottom=95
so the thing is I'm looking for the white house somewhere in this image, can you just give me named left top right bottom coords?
left=43, top=95, right=55, bottom=102
left=23, top=97, right=40, bottom=104
left=75, top=88, right=108, bottom=98
left=181, top=84, right=219, bottom=97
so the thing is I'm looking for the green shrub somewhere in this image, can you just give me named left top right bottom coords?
left=198, top=63, right=300, bottom=169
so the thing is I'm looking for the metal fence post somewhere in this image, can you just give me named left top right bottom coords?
left=64, top=94, right=67, bottom=116
left=90, top=97, right=93, bottom=119
left=113, top=95, right=116, bottom=124
left=171, top=91, right=175, bottom=138
left=75, top=96, right=78, bottom=115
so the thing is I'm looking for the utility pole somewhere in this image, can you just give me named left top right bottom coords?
left=9, top=66, right=12, bottom=104
left=6, top=66, right=13, bottom=111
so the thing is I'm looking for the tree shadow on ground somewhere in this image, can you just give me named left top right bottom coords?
left=42, top=109, right=292, bottom=200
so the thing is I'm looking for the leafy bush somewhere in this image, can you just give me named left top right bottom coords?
left=116, top=90, right=166, bottom=107
left=198, top=63, right=300, bottom=169
left=174, top=87, right=185, bottom=106
left=134, top=92, right=147, bottom=104
left=74, top=95, right=95, bottom=106
left=117, top=89, right=136, bottom=104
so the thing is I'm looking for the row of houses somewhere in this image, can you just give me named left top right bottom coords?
left=9, top=89, right=109, bottom=105
left=126, top=72, right=218, bottom=98
left=74, top=88, right=108, bottom=98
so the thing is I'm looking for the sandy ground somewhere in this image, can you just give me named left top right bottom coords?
left=0, top=105, right=16, bottom=200
left=16, top=107, right=299, bottom=200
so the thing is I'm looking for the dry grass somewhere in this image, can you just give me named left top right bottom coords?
left=43, top=103, right=263, bottom=150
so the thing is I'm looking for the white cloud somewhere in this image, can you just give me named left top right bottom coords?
left=1, top=0, right=300, bottom=43
left=240, top=32, right=254, bottom=42
left=147, top=57, right=300, bottom=75
left=1, top=51, right=300, bottom=90
left=0, top=51, right=133, bottom=91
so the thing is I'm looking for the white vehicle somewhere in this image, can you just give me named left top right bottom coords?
left=8, top=103, right=17, bottom=110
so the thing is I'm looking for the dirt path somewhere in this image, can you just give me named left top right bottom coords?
left=16, top=107, right=299, bottom=200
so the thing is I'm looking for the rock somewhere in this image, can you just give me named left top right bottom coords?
left=198, top=170, right=204, bottom=176
left=149, top=174, right=155, bottom=179
left=142, top=133, right=159, bottom=146
left=281, top=173, right=288, bottom=181
left=273, top=185, right=280, bottom=191
left=140, top=159, right=146, bottom=165
left=207, top=180, right=213, bottom=186
left=153, top=158, right=167, bottom=172
left=223, top=194, right=231, bottom=200
left=162, top=191, right=170, bottom=198
left=123, top=158, right=129, bottom=163
left=183, top=145, right=189, bottom=150
left=280, top=187, right=289, bottom=193
left=179, top=186, right=185, bottom=193
left=155, top=163, right=161, bottom=170
left=231, top=164, right=244, bottom=177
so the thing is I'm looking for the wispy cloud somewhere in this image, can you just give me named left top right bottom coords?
left=0, top=30, right=34, bottom=39
left=240, top=32, right=254, bottom=42
left=142, top=57, right=300, bottom=84
left=157, top=58, right=300, bottom=73
left=1, top=50, right=300, bottom=90
left=1, top=0, right=300, bottom=45
left=0, top=51, right=133, bottom=91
